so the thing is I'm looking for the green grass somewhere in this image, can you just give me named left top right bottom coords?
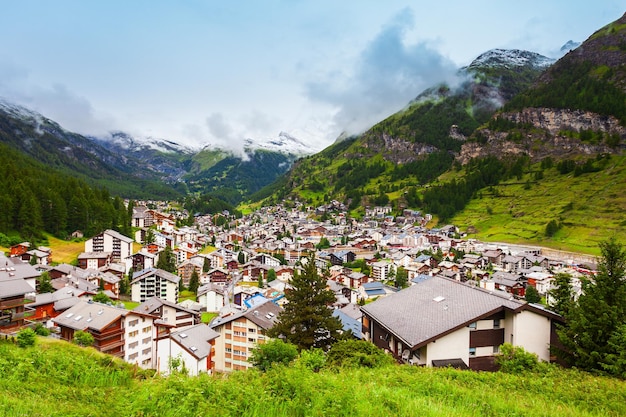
left=452, top=156, right=626, bottom=255
left=122, top=301, right=140, bottom=310
left=201, top=312, right=217, bottom=323
left=1, top=337, right=625, bottom=416
left=46, top=235, right=85, bottom=264
left=179, top=290, right=196, bottom=302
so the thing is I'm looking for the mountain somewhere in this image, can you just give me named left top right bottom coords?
left=259, top=48, right=555, bottom=207
left=257, top=13, right=626, bottom=252
left=0, top=97, right=317, bottom=204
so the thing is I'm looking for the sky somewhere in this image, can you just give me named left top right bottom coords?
left=0, top=1, right=622, bottom=154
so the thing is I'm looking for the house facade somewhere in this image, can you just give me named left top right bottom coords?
left=85, top=229, right=133, bottom=266
left=361, top=276, right=562, bottom=371
left=131, top=268, right=180, bottom=303
left=209, top=301, right=281, bottom=372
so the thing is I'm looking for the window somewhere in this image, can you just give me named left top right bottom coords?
left=143, top=326, right=152, bottom=333
left=248, top=328, right=256, bottom=333
left=129, top=330, right=139, bottom=338
left=468, top=322, right=477, bottom=330
left=493, top=345, right=500, bottom=354
left=129, top=319, right=139, bottom=327
left=469, top=347, right=476, bottom=357
left=493, top=319, right=501, bottom=329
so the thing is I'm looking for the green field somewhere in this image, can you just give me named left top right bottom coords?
left=0, top=337, right=624, bottom=416
left=452, top=155, right=626, bottom=255
left=46, top=235, right=85, bottom=264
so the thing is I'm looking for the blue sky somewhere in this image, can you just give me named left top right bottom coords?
left=0, top=1, right=622, bottom=153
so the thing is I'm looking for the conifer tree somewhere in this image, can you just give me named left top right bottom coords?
left=267, top=253, right=342, bottom=351
left=188, top=269, right=200, bottom=293
left=556, top=238, right=626, bottom=374
left=157, top=245, right=177, bottom=273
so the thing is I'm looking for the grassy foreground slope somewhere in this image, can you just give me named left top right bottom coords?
left=2, top=338, right=625, bottom=417
left=450, top=155, right=626, bottom=256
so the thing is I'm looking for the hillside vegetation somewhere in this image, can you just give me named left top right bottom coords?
left=2, top=338, right=625, bottom=416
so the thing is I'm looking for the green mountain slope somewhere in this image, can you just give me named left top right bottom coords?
left=255, top=49, right=553, bottom=210
left=2, top=338, right=625, bottom=416
left=254, top=14, right=626, bottom=251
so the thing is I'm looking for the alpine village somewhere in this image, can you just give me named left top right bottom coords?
left=1, top=12, right=626, bottom=417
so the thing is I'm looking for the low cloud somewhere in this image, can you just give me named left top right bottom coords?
left=0, top=62, right=117, bottom=136
left=306, top=8, right=460, bottom=136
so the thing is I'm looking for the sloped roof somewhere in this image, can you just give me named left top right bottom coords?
left=170, top=324, right=220, bottom=360
left=53, top=300, right=128, bottom=331
left=361, top=277, right=524, bottom=349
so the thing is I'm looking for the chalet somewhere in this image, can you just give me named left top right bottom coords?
left=482, top=249, right=504, bottom=267
left=482, top=271, right=526, bottom=297
left=0, top=255, right=38, bottom=331
left=177, top=257, right=204, bottom=287
left=26, top=287, right=81, bottom=322
left=21, top=248, right=52, bottom=266
left=132, top=205, right=155, bottom=228
left=78, top=252, right=112, bottom=270
left=209, top=301, right=282, bottom=372
left=129, top=250, right=158, bottom=272
left=197, top=283, right=226, bottom=312
left=131, top=268, right=180, bottom=304
left=361, top=276, right=563, bottom=371
left=54, top=300, right=157, bottom=368
left=328, top=250, right=356, bottom=266
left=9, top=242, right=30, bottom=257
left=370, top=261, right=392, bottom=281
left=207, top=268, right=230, bottom=285
left=133, top=296, right=199, bottom=328
left=155, top=324, right=220, bottom=376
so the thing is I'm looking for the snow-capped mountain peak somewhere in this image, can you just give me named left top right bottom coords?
left=243, top=131, right=319, bottom=155
left=468, top=49, right=555, bottom=70
left=98, top=131, right=199, bottom=154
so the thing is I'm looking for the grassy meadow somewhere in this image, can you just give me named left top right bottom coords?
left=451, top=155, right=626, bottom=256
left=1, top=337, right=625, bottom=417
left=46, top=235, right=84, bottom=264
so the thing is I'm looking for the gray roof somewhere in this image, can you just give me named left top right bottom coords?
left=0, top=255, right=40, bottom=282
left=133, top=296, right=197, bottom=316
left=102, top=229, right=134, bottom=243
left=0, top=279, right=34, bottom=298
left=170, top=324, right=220, bottom=360
left=131, top=268, right=180, bottom=285
left=53, top=300, right=130, bottom=331
left=361, top=277, right=524, bottom=349
left=210, top=301, right=282, bottom=331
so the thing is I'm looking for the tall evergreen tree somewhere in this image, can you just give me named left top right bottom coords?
left=556, top=238, right=626, bottom=374
left=547, top=273, right=574, bottom=316
left=188, top=269, right=200, bottom=293
left=156, top=245, right=177, bottom=273
left=267, top=254, right=342, bottom=351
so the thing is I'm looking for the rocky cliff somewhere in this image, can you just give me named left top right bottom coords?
left=457, top=108, right=626, bottom=164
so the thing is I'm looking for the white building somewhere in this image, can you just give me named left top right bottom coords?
left=131, top=268, right=180, bottom=304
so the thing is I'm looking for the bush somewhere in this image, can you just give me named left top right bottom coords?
left=296, top=348, right=326, bottom=372
left=249, top=339, right=298, bottom=371
left=73, top=330, right=95, bottom=347
left=34, top=323, right=51, bottom=336
left=16, top=328, right=36, bottom=348
left=496, top=343, right=545, bottom=373
left=326, top=340, right=395, bottom=369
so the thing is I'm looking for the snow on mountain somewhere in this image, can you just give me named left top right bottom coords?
left=0, top=97, right=57, bottom=135
left=98, top=131, right=199, bottom=155
left=243, top=131, right=320, bottom=155
left=468, top=49, right=555, bottom=70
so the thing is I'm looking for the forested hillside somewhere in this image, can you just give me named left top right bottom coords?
left=0, top=143, right=133, bottom=243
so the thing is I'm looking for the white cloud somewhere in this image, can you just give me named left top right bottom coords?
left=306, top=8, right=460, bottom=136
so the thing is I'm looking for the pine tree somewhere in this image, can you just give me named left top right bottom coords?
left=524, top=285, right=541, bottom=304
left=188, top=269, right=200, bottom=293
left=267, top=253, right=342, bottom=351
left=556, top=238, right=626, bottom=374
left=547, top=273, right=574, bottom=316
left=157, top=245, right=177, bottom=273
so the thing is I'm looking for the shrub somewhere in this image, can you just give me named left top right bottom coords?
left=326, top=340, right=395, bottom=369
left=73, top=330, right=95, bottom=347
left=16, top=328, right=36, bottom=348
left=296, top=348, right=326, bottom=372
left=249, top=339, right=298, bottom=371
left=496, top=343, right=544, bottom=373
left=34, top=323, right=51, bottom=336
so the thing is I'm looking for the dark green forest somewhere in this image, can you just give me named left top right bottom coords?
left=0, top=143, right=132, bottom=242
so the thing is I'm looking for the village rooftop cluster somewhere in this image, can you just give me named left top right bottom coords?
left=0, top=201, right=595, bottom=374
